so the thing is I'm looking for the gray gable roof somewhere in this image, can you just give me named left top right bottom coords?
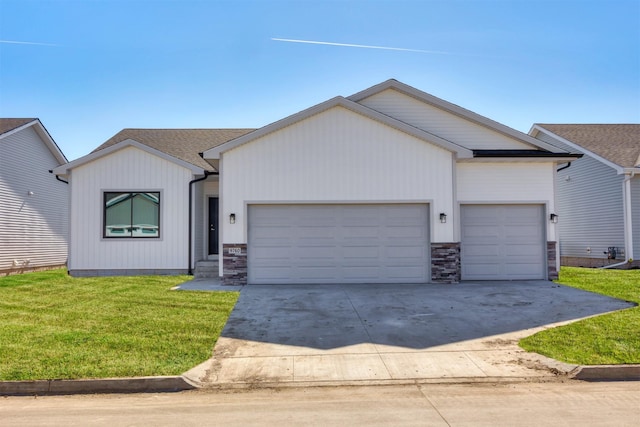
left=93, top=128, right=255, bottom=171
left=535, top=124, right=640, bottom=168
left=0, top=118, right=37, bottom=135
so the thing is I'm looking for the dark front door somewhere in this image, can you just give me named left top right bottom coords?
left=208, top=197, right=219, bottom=255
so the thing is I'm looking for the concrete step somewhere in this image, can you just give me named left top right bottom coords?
left=194, top=260, right=219, bottom=279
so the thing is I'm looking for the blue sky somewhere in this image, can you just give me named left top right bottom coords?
left=1, top=0, right=638, bottom=161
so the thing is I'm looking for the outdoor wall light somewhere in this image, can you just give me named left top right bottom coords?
left=229, top=213, right=236, bottom=224
left=27, top=191, right=34, bottom=196
left=439, top=213, right=447, bottom=224
left=550, top=213, right=558, bottom=223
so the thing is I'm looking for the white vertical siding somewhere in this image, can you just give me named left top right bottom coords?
left=68, top=146, right=193, bottom=271
left=456, top=162, right=556, bottom=241
left=192, top=180, right=204, bottom=263
left=221, top=106, right=455, bottom=243
left=0, top=126, right=68, bottom=271
left=358, top=89, right=533, bottom=150
left=534, top=131, right=625, bottom=259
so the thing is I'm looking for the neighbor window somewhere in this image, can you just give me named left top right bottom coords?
left=103, top=192, right=160, bottom=238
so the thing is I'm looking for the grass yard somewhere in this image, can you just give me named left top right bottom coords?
left=0, top=269, right=238, bottom=381
left=520, top=267, right=640, bottom=365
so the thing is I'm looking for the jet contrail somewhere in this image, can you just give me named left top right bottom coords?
left=0, top=40, right=59, bottom=47
left=271, top=38, right=452, bottom=55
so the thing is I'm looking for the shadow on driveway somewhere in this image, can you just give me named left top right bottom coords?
left=220, top=281, right=635, bottom=350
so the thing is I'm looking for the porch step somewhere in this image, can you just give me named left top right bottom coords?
left=194, top=260, right=219, bottom=279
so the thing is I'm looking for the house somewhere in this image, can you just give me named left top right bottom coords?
left=53, top=80, right=579, bottom=283
left=530, top=124, right=640, bottom=268
left=0, top=118, right=69, bottom=275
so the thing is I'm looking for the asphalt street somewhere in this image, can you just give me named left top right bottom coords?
left=1, top=381, right=639, bottom=426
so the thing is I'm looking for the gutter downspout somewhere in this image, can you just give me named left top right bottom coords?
left=601, top=171, right=635, bottom=269
left=188, top=171, right=215, bottom=275
left=556, top=162, right=572, bottom=172
left=49, top=169, right=69, bottom=184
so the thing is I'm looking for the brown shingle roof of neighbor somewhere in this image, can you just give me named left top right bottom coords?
left=0, top=118, right=36, bottom=135
left=93, top=128, right=256, bottom=171
left=537, top=124, right=640, bottom=168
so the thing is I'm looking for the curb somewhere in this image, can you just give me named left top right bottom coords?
left=0, top=376, right=196, bottom=396
left=571, top=365, right=640, bottom=382
left=2, top=364, right=639, bottom=396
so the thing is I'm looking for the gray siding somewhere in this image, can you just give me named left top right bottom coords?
left=631, top=177, right=640, bottom=259
left=0, top=126, right=69, bottom=272
left=535, top=131, right=625, bottom=260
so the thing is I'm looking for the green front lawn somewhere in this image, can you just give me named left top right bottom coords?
left=520, top=267, right=640, bottom=365
left=0, top=269, right=238, bottom=381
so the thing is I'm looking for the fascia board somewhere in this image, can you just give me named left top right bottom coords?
left=203, top=96, right=473, bottom=159
left=0, top=119, right=38, bottom=139
left=530, top=124, right=624, bottom=174
left=52, top=139, right=205, bottom=175
left=0, top=119, right=68, bottom=165
left=349, top=80, right=564, bottom=153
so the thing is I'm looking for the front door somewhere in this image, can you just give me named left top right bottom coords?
left=208, top=197, right=219, bottom=255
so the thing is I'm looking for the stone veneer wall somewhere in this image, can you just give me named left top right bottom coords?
left=547, top=241, right=558, bottom=281
left=222, top=243, right=247, bottom=285
left=431, top=242, right=460, bottom=283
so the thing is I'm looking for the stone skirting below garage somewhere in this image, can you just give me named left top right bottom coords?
left=547, top=241, right=558, bottom=281
left=222, top=244, right=247, bottom=285
left=431, top=242, right=461, bottom=283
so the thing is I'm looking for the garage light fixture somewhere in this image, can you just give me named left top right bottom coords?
left=229, top=213, right=236, bottom=224
left=439, top=213, right=447, bottom=223
left=550, top=213, right=558, bottom=223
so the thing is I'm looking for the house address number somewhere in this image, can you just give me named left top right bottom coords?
left=228, top=247, right=242, bottom=255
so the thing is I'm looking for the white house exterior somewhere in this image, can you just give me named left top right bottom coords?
left=0, top=118, right=69, bottom=275
left=530, top=124, right=640, bottom=268
left=55, top=80, right=579, bottom=283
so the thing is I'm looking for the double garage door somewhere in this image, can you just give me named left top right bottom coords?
left=248, top=204, right=430, bottom=284
left=246, top=203, right=546, bottom=284
left=460, top=205, right=546, bottom=280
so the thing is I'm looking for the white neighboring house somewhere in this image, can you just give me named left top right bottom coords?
left=54, top=80, right=579, bottom=283
left=530, top=124, right=640, bottom=268
left=0, top=118, right=69, bottom=275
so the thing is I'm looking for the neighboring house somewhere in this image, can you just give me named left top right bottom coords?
left=530, top=124, right=640, bottom=268
left=53, top=80, right=579, bottom=283
left=0, top=118, right=69, bottom=275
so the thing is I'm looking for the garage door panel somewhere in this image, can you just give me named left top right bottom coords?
left=248, top=204, right=429, bottom=284
left=462, top=205, right=545, bottom=280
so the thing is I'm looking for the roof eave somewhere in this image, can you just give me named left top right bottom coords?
left=53, top=139, right=206, bottom=175
left=203, top=96, right=473, bottom=159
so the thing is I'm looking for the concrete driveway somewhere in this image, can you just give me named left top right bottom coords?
left=191, top=281, right=634, bottom=387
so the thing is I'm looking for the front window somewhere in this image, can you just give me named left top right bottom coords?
left=104, top=192, right=160, bottom=238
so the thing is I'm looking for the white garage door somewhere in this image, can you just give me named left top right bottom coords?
left=248, top=204, right=429, bottom=284
left=461, top=205, right=545, bottom=280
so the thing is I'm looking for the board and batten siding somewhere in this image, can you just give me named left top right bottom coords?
left=221, top=105, right=455, bottom=244
left=456, top=162, right=556, bottom=241
left=534, top=130, right=626, bottom=260
left=192, top=180, right=205, bottom=263
left=68, top=146, right=192, bottom=272
left=0, top=126, right=68, bottom=272
left=357, top=89, right=533, bottom=150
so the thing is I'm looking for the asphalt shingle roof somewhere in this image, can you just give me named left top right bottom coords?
left=537, top=124, right=640, bottom=168
left=92, top=128, right=256, bottom=171
left=0, top=118, right=36, bottom=135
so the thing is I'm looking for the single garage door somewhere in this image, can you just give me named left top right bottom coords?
left=248, top=204, right=429, bottom=284
left=461, top=205, right=545, bottom=280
